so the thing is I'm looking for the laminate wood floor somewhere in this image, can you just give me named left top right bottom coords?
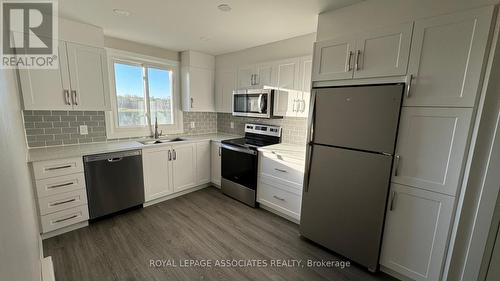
left=44, top=187, right=398, bottom=281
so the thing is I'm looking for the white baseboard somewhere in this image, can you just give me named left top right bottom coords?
left=41, top=221, right=89, bottom=240
left=143, top=183, right=211, bottom=207
left=41, top=256, right=55, bottom=281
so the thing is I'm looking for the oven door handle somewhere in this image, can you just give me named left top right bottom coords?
left=221, top=144, right=257, bottom=155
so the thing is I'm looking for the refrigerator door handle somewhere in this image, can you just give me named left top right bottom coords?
left=389, top=191, right=397, bottom=211
left=394, top=154, right=401, bottom=176
left=303, top=90, right=316, bottom=192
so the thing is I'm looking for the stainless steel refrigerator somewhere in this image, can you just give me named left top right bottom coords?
left=300, top=84, right=404, bottom=272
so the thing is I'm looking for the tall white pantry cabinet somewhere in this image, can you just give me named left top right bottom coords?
left=312, top=6, right=495, bottom=281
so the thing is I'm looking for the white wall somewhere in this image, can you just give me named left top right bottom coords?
left=215, top=33, right=315, bottom=70
left=0, top=68, right=42, bottom=281
left=104, top=36, right=180, bottom=61
left=317, top=0, right=499, bottom=41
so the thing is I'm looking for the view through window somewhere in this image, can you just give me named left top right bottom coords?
left=114, top=62, right=173, bottom=127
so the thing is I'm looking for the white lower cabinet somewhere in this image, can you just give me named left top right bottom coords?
left=32, top=157, right=89, bottom=235
left=143, top=141, right=210, bottom=202
left=142, top=146, right=173, bottom=201
left=211, top=142, right=222, bottom=186
left=196, top=142, right=211, bottom=185
left=380, top=183, right=454, bottom=281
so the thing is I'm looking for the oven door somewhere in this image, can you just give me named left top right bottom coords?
left=221, top=144, right=258, bottom=190
left=233, top=91, right=270, bottom=118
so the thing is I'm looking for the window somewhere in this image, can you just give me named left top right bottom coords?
left=105, top=49, right=182, bottom=138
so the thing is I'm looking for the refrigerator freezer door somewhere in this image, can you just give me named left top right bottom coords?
left=300, top=145, right=392, bottom=271
left=313, top=84, right=403, bottom=154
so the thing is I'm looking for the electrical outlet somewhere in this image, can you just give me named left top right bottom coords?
left=190, top=121, right=196, bottom=129
left=230, top=122, right=234, bottom=129
left=79, top=125, right=88, bottom=135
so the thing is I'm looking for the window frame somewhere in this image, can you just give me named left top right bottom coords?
left=105, top=48, right=183, bottom=139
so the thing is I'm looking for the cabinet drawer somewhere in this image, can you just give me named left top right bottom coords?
left=33, top=157, right=84, bottom=179
left=257, top=181, right=302, bottom=220
left=38, top=189, right=88, bottom=215
left=35, top=173, right=86, bottom=198
left=40, top=205, right=89, bottom=233
left=260, top=153, right=304, bottom=186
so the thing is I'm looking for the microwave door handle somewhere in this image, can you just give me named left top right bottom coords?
left=257, top=94, right=263, bottom=113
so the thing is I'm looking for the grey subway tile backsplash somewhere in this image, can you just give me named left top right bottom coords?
left=23, top=110, right=306, bottom=148
left=217, top=113, right=307, bottom=145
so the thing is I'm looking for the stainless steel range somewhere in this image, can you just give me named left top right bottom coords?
left=221, top=123, right=282, bottom=207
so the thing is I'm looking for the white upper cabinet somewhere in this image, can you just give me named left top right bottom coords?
left=353, top=22, right=413, bottom=79
left=142, top=147, right=173, bottom=201
left=256, top=63, right=275, bottom=87
left=181, top=51, right=215, bottom=112
left=380, top=183, right=454, bottom=281
left=312, top=22, right=412, bottom=82
left=392, top=107, right=473, bottom=196
left=274, top=56, right=312, bottom=117
left=312, top=36, right=356, bottom=81
left=405, top=6, right=494, bottom=107
left=66, top=42, right=109, bottom=111
left=215, top=69, right=236, bottom=113
left=171, top=143, right=197, bottom=192
left=196, top=141, right=211, bottom=185
left=19, top=40, right=72, bottom=110
left=237, top=65, right=258, bottom=88
left=19, top=40, right=109, bottom=111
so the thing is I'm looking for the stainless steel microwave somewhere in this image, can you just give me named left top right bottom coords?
left=232, top=88, right=277, bottom=118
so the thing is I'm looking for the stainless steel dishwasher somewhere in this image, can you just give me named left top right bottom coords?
left=84, top=150, right=145, bottom=219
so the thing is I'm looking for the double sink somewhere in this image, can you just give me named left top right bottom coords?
left=139, top=137, right=187, bottom=145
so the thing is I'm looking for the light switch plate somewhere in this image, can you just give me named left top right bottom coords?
left=230, top=122, right=234, bottom=129
left=79, top=125, right=88, bottom=135
left=190, top=121, right=195, bottom=129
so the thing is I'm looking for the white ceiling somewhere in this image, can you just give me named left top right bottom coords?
left=59, top=0, right=362, bottom=55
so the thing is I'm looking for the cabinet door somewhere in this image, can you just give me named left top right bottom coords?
left=142, top=148, right=172, bottom=201
left=186, top=66, right=215, bottom=112
left=296, top=56, right=313, bottom=118
left=211, top=142, right=222, bottom=186
left=393, top=107, right=472, bottom=196
left=380, top=184, right=454, bottom=281
left=354, top=22, right=412, bottom=79
left=215, top=70, right=236, bottom=113
left=196, top=142, right=211, bottom=185
left=405, top=6, right=493, bottom=107
left=237, top=65, right=257, bottom=88
left=18, top=40, right=72, bottom=110
left=171, top=143, right=197, bottom=192
left=273, top=58, right=301, bottom=117
left=312, top=36, right=355, bottom=81
left=256, top=63, right=275, bottom=87
left=66, top=43, right=108, bottom=110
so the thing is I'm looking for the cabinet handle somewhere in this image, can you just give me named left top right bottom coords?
left=49, top=198, right=77, bottom=207
left=389, top=191, right=396, bottom=211
left=45, top=164, right=72, bottom=171
left=355, top=50, right=361, bottom=71
left=218, top=146, right=221, bottom=156
left=251, top=74, right=255, bottom=85
left=47, top=181, right=74, bottom=189
left=394, top=155, right=400, bottom=177
left=71, top=90, right=78, bottom=105
left=300, top=100, right=305, bottom=113
left=273, top=195, right=285, bottom=201
left=292, top=99, right=297, bottom=112
left=64, top=90, right=71, bottom=105
left=190, top=97, right=194, bottom=109
left=52, top=214, right=79, bottom=224
left=173, top=149, right=177, bottom=160
left=406, top=74, right=413, bottom=98
left=274, top=168, right=288, bottom=173
left=347, top=51, right=353, bottom=72
left=168, top=150, right=172, bottom=161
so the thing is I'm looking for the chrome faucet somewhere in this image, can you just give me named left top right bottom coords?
left=153, top=116, right=162, bottom=139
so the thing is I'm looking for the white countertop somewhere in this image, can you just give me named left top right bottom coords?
left=257, top=143, right=307, bottom=160
left=28, top=133, right=240, bottom=162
